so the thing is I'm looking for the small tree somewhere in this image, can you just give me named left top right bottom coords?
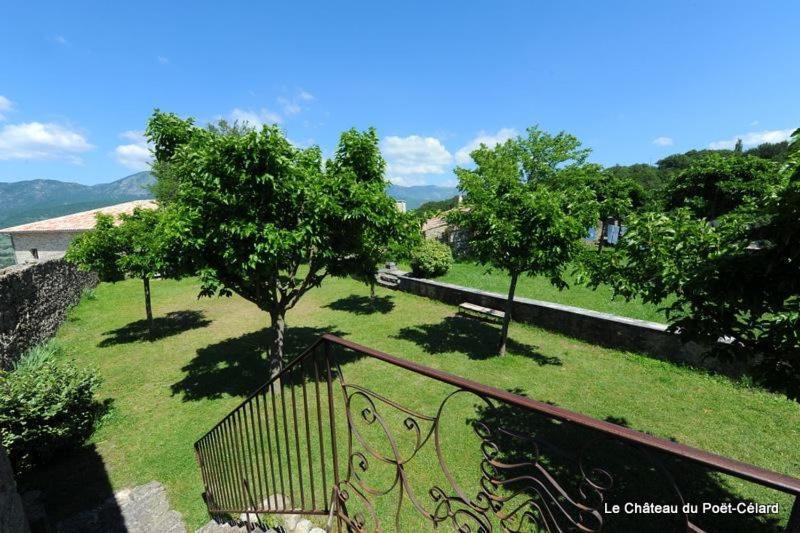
left=449, top=127, right=599, bottom=355
left=66, top=207, right=168, bottom=339
left=147, top=111, right=413, bottom=371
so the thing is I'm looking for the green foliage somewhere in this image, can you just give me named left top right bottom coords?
left=0, top=234, right=15, bottom=269
left=145, top=110, right=197, bottom=204
left=65, top=213, right=125, bottom=281
left=604, top=164, right=664, bottom=211
left=146, top=111, right=414, bottom=364
left=449, top=127, right=599, bottom=285
left=592, top=129, right=800, bottom=397
left=665, top=154, right=782, bottom=219
left=449, top=127, right=599, bottom=354
left=0, top=342, right=103, bottom=471
left=66, top=207, right=178, bottom=283
left=410, top=239, right=453, bottom=278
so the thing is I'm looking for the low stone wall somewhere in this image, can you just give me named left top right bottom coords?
left=387, top=271, right=742, bottom=375
left=0, top=259, right=97, bottom=368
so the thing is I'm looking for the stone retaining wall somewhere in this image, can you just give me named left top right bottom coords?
left=0, top=259, right=97, bottom=368
left=387, top=271, right=742, bottom=375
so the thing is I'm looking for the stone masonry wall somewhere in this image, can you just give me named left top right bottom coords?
left=389, top=271, right=745, bottom=376
left=0, top=258, right=97, bottom=368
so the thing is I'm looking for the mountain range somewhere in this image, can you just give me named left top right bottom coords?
left=0, top=172, right=458, bottom=229
left=0, top=172, right=155, bottom=228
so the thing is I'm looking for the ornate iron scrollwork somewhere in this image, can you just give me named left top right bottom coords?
left=333, top=375, right=611, bottom=532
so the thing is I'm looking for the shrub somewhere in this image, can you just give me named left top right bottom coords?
left=410, top=239, right=453, bottom=278
left=0, top=342, right=103, bottom=471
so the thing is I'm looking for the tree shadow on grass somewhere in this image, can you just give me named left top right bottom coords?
left=171, top=325, right=348, bottom=401
left=324, top=294, right=396, bottom=315
left=468, top=389, right=781, bottom=532
left=98, top=310, right=211, bottom=347
left=395, top=315, right=561, bottom=365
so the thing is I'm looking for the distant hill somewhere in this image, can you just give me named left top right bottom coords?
left=0, top=172, right=155, bottom=229
left=387, top=184, right=459, bottom=209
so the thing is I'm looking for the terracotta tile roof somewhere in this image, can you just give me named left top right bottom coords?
left=422, top=216, right=448, bottom=232
left=0, top=200, right=157, bottom=233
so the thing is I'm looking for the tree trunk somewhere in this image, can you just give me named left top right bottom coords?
left=370, top=281, right=376, bottom=301
left=268, top=310, right=286, bottom=377
left=143, top=277, right=154, bottom=340
left=498, top=271, right=519, bottom=356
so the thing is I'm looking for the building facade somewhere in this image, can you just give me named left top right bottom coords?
left=0, top=200, right=156, bottom=265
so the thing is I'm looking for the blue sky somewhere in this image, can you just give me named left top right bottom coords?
left=1, top=1, right=798, bottom=186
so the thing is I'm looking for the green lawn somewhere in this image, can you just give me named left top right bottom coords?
left=19, top=276, right=800, bottom=530
left=431, top=261, right=670, bottom=323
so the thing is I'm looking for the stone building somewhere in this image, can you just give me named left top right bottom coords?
left=0, top=200, right=156, bottom=265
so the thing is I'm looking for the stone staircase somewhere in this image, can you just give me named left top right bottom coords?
left=53, top=482, right=325, bottom=533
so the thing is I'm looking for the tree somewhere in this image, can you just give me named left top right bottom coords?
left=146, top=112, right=413, bottom=371
left=592, top=129, right=800, bottom=398
left=66, top=207, right=169, bottom=338
left=665, top=153, right=781, bottom=219
left=449, top=127, right=599, bottom=355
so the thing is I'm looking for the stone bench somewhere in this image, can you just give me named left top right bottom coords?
left=458, top=301, right=505, bottom=321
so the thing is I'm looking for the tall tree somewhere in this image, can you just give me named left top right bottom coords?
left=66, top=207, right=169, bottom=338
left=449, top=127, right=599, bottom=355
left=147, top=112, right=412, bottom=371
left=593, top=129, right=800, bottom=397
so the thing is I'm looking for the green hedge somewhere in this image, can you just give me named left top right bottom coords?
left=0, top=342, right=103, bottom=471
left=410, top=239, right=453, bottom=278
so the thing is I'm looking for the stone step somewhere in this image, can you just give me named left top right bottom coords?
left=57, top=481, right=186, bottom=533
left=197, top=495, right=327, bottom=533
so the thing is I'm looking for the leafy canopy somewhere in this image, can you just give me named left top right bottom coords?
left=593, top=129, right=800, bottom=397
left=146, top=111, right=413, bottom=362
left=66, top=207, right=170, bottom=282
left=449, top=127, right=599, bottom=285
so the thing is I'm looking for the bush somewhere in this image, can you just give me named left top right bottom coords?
left=0, top=342, right=103, bottom=471
left=410, top=239, right=453, bottom=278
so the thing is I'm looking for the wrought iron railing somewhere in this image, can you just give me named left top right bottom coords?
left=195, top=334, right=800, bottom=532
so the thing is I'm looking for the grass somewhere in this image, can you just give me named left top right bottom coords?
left=431, top=260, right=670, bottom=323
left=19, top=275, right=800, bottom=530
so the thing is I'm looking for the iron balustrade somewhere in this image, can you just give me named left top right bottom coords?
left=195, top=334, right=800, bottom=532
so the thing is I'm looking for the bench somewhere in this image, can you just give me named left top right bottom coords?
left=458, top=302, right=505, bottom=321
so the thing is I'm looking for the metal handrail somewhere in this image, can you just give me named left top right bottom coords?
left=195, top=334, right=800, bottom=531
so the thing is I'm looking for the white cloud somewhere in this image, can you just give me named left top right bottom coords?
left=298, top=90, right=314, bottom=101
left=54, top=35, right=68, bottom=45
left=0, top=122, right=93, bottom=162
left=388, top=175, right=429, bottom=187
left=229, top=107, right=282, bottom=127
left=382, top=135, right=453, bottom=176
left=277, top=97, right=301, bottom=116
left=114, top=130, right=152, bottom=170
left=709, top=128, right=794, bottom=150
left=158, top=56, right=169, bottom=65
left=0, top=95, right=12, bottom=120
left=455, top=128, right=517, bottom=164
left=652, top=136, right=674, bottom=147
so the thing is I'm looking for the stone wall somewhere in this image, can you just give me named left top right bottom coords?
left=0, top=446, right=29, bottom=533
left=388, top=271, right=743, bottom=375
left=0, top=258, right=97, bottom=368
